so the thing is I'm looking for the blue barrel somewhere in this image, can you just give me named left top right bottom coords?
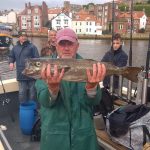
left=19, top=101, right=37, bottom=135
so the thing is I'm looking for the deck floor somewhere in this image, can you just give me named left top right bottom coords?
left=0, top=113, right=40, bottom=150
left=0, top=92, right=40, bottom=150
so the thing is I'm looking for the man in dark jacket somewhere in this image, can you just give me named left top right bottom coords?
left=9, top=31, right=39, bottom=103
left=35, top=28, right=106, bottom=150
left=101, top=33, right=128, bottom=89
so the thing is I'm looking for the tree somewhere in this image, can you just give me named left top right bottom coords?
left=119, top=3, right=129, bottom=11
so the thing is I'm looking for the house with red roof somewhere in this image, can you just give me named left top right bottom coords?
left=48, top=8, right=62, bottom=20
left=72, top=10, right=102, bottom=35
left=114, top=11, right=147, bottom=33
left=18, top=2, right=48, bottom=33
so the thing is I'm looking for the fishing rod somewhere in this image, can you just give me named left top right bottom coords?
left=141, top=33, right=150, bottom=104
left=110, top=0, right=115, bottom=94
left=111, top=0, right=115, bottom=42
left=127, top=0, right=133, bottom=101
left=0, top=73, right=15, bottom=122
left=129, top=0, right=133, bottom=66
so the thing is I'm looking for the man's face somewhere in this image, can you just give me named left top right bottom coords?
left=48, top=31, right=56, bottom=43
left=56, top=40, right=79, bottom=58
left=112, top=39, right=122, bottom=51
left=19, top=35, right=27, bottom=44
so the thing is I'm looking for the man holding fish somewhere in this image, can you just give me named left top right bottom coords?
left=35, top=28, right=106, bottom=150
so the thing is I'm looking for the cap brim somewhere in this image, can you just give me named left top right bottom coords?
left=57, top=36, right=76, bottom=43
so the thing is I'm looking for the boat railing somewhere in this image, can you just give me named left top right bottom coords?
left=108, top=71, right=148, bottom=105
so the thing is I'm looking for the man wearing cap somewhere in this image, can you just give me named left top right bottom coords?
left=35, top=28, right=106, bottom=150
left=9, top=31, right=39, bottom=103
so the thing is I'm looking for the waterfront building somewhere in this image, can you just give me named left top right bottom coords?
left=0, top=10, right=17, bottom=24
left=72, top=9, right=102, bottom=35
left=146, top=17, right=150, bottom=32
left=51, top=12, right=72, bottom=31
left=114, top=11, right=147, bottom=34
left=18, top=2, right=48, bottom=33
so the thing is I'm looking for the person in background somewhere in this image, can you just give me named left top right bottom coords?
left=35, top=28, right=106, bottom=150
left=101, top=33, right=128, bottom=89
left=40, top=46, right=52, bottom=57
left=9, top=31, right=39, bottom=103
left=46, top=29, right=57, bottom=57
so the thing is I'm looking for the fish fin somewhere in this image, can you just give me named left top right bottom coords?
left=122, top=67, right=142, bottom=83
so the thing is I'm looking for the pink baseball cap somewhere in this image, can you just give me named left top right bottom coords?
left=56, top=28, right=78, bottom=43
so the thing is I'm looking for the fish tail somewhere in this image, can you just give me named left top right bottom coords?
left=122, top=66, right=142, bottom=83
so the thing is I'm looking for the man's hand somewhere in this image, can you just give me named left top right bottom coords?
left=86, top=63, right=106, bottom=89
left=9, top=63, right=14, bottom=71
left=41, top=64, right=64, bottom=94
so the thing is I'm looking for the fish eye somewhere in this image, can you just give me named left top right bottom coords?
left=35, top=62, right=41, bottom=67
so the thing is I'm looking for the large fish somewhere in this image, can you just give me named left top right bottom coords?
left=22, top=58, right=142, bottom=83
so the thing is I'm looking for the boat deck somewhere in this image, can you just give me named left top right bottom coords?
left=0, top=92, right=40, bottom=150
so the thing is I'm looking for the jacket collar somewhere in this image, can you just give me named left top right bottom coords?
left=17, top=40, right=30, bottom=46
left=111, top=45, right=122, bottom=55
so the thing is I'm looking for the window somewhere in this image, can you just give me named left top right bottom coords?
left=80, top=22, right=82, bottom=25
left=89, top=28, right=91, bottom=32
left=28, top=9, right=31, bottom=14
left=64, top=19, right=68, bottom=25
left=79, top=29, right=81, bottom=32
left=56, top=20, right=61, bottom=25
left=119, top=24, right=123, bottom=30
left=86, top=28, right=88, bottom=32
left=86, top=22, right=88, bottom=25
left=28, top=22, right=31, bottom=27
left=57, top=26, right=61, bottom=30
left=35, top=8, right=38, bottom=13
left=76, top=22, right=77, bottom=25
left=34, top=16, right=39, bottom=20
left=22, top=16, right=26, bottom=21
left=27, top=16, right=31, bottom=20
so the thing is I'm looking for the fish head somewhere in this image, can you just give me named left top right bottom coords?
left=22, top=59, right=42, bottom=79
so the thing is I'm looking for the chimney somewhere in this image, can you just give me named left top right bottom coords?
left=25, top=3, right=27, bottom=8
left=28, top=2, right=31, bottom=7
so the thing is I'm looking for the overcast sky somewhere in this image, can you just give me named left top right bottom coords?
left=1, top=0, right=112, bottom=10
